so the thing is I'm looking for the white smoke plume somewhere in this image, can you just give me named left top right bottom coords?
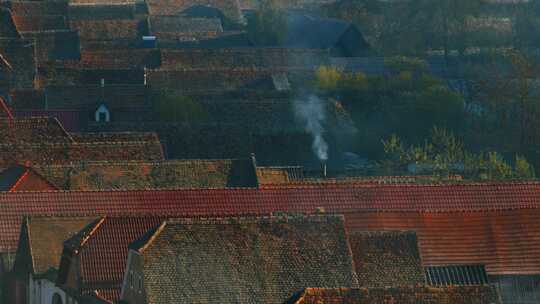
left=293, top=95, right=328, bottom=161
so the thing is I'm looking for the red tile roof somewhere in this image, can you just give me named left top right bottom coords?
left=1, top=183, right=540, bottom=275
left=71, top=217, right=164, bottom=289
left=346, top=210, right=540, bottom=275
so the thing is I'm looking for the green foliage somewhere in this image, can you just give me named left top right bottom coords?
left=314, top=66, right=344, bottom=91
left=515, top=155, right=536, bottom=179
left=247, top=0, right=287, bottom=45
left=381, top=128, right=536, bottom=180
left=151, top=91, right=209, bottom=124
left=319, top=62, right=464, bottom=155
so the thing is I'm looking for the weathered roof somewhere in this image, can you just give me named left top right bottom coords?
left=39, top=85, right=149, bottom=110
left=146, top=68, right=308, bottom=94
left=2, top=1, right=68, bottom=16
left=347, top=210, right=540, bottom=275
left=0, top=117, right=73, bottom=144
left=146, top=0, right=243, bottom=23
left=290, top=287, right=501, bottom=304
left=0, top=166, right=27, bottom=191
left=149, top=16, right=222, bottom=33
left=0, top=140, right=165, bottom=170
left=34, top=159, right=258, bottom=190
left=1, top=183, right=540, bottom=276
left=11, top=15, right=68, bottom=33
left=70, top=19, right=141, bottom=41
left=14, top=110, right=81, bottom=132
left=20, top=30, right=80, bottom=63
left=68, top=3, right=137, bottom=20
left=61, top=216, right=164, bottom=302
left=284, top=11, right=368, bottom=51
left=13, top=216, right=96, bottom=277
left=0, top=118, right=164, bottom=169
left=256, top=166, right=305, bottom=185
left=349, top=231, right=424, bottom=287
left=0, top=165, right=58, bottom=191
left=159, top=48, right=327, bottom=69
left=0, top=38, right=36, bottom=88
left=66, top=49, right=159, bottom=69
left=132, top=215, right=358, bottom=304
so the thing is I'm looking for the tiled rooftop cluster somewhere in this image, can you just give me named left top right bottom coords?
left=349, top=231, right=425, bottom=287
left=291, top=286, right=501, bottom=304
left=0, top=117, right=164, bottom=169
left=5, top=180, right=538, bottom=303
left=127, top=215, right=358, bottom=304
left=33, top=159, right=258, bottom=190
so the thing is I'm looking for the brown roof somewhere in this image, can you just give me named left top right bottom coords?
left=0, top=38, right=36, bottom=89
left=148, top=16, right=222, bottom=41
left=291, top=287, right=501, bottom=304
left=70, top=19, right=141, bottom=41
left=0, top=117, right=73, bottom=144
left=131, top=215, right=359, bottom=304
left=60, top=216, right=165, bottom=302
left=34, top=159, right=258, bottom=190
left=3, top=1, right=68, bottom=16
left=349, top=231, right=424, bottom=287
left=20, top=30, right=80, bottom=63
left=159, top=48, right=327, bottom=70
left=67, top=3, right=137, bottom=20
left=68, top=49, right=160, bottom=69
left=0, top=165, right=58, bottom=191
left=146, top=0, right=243, bottom=22
left=42, top=85, right=149, bottom=111
left=11, top=15, right=67, bottom=33
left=256, top=166, right=305, bottom=185
left=2, top=183, right=540, bottom=277
left=13, top=216, right=96, bottom=277
left=146, top=68, right=291, bottom=93
left=0, top=117, right=164, bottom=169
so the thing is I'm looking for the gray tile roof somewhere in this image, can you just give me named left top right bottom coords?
left=133, top=215, right=359, bottom=304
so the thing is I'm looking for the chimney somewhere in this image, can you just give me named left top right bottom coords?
left=100, top=78, right=105, bottom=88
left=322, top=162, right=327, bottom=178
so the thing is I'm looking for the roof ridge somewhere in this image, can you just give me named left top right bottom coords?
left=79, top=217, right=106, bottom=249
left=33, top=158, right=250, bottom=168
left=136, top=221, right=167, bottom=253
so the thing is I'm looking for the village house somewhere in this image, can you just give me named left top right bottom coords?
left=11, top=216, right=97, bottom=304
left=32, top=158, right=259, bottom=190
left=0, top=117, right=165, bottom=169
left=145, top=0, right=244, bottom=24
left=283, top=11, right=371, bottom=57
left=57, top=216, right=166, bottom=304
left=119, top=215, right=357, bottom=304
left=0, top=183, right=539, bottom=302
left=9, top=84, right=152, bottom=128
